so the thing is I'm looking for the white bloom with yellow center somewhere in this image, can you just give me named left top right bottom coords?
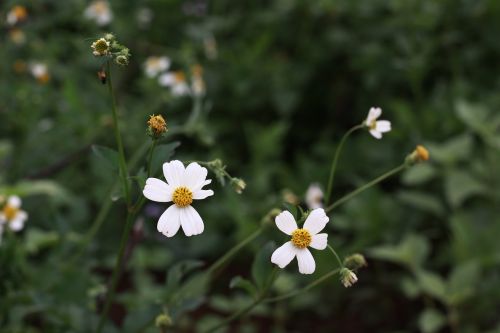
left=84, top=0, right=113, bottom=26
left=271, top=208, right=329, bottom=274
left=305, top=183, right=323, bottom=209
left=143, top=160, right=214, bottom=237
left=365, top=107, right=391, bottom=139
left=144, top=56, right=171, bottom=78
left=158, top=71, right=191, bottom=96
left=0, top=196, right=28, bottom=242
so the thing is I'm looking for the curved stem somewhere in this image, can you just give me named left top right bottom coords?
left=327, top=244, right=343, bottom=268
left=207, top=227, right=263, bottom=276
left=324, top=124, right=363, bottom=205
left=106, top=61, right=131, bottom=205
left=264, top=268, right=341, bottom=303
left=325, top=163, right=408, bottom=213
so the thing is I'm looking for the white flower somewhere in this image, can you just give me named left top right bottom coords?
left=158, top=71, right=191, bottom=96
left=143, top=160, right=214, bottom=237
left=340, top=268, right=358, bottom=288
left=144, top=56, right=171, bottom=78
left=0, top=196, right=28, bottom=242
left=365, top=107, right=391, bottom=139
left=84, top=0, right=113, bottom=26
left=29, top=62, right=50, bottom=83
left=6, top=6, right=28, bottom=26
left=271, top=208, right=329, bottom=274
left=305, top=183, right=323, bottom=209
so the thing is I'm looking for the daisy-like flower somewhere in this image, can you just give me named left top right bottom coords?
left=365, top=107, right=391, bottom=139
left=271, top=208, right=329, bottom=274
left=29, top=62, right=50, bottom=84
left=143, top=160, right=214, bottom=237
left=158, top=71, right=191, bottom=96
left=0, top=196, right=28, bottom=242
left=144, top=56, right=171, bottom=78
left=6, top=5, right=28, bottom=26
left=84, top=0, right=113, bottom=26
left=305, top=183, right=323, bottom=209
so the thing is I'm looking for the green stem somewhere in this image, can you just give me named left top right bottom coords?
left=264, top=268, right=341, bottom=303
left=325, top=163, right=408, bottom=213
left=207, top=227, right=263, bottom=276
left=106, top=61, right=131, bottom=205
left=327, top=244, right=344, bottom=268
left=324, top=124, right=363, bottom=205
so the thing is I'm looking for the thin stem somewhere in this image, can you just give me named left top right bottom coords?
left=324, top=124, right=363, bottom=205
left=327, top=244, right=344, bottom=268
left=325, top=163, right=408, bottom=213
left=106, top=61, right=131, bottom=205
left=264, top=268, right=341, bottom=303
left=207, top=227, right=263, bottom=276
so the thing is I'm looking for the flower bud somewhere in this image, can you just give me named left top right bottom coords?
left=231, top=178, right=246, bottom=194
left=155, top=313, right=172, bottom=332
left=340, top=268, right=358, bottom=288
left=147, top=114, right=167, bottom=138
left=406, top=145, right=430, bottom=165
left=261, top=208, right=282, bottom=226
left=115, top=54, right=129, bottom=66
left=343, top=253, right=367, bottom=270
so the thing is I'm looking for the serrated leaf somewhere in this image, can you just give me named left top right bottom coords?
left=252, top=242, right=276, bottom=290
left=229, top=276, right=258, bottom=298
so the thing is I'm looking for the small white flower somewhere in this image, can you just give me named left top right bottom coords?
left=144, top=56, right=171, bottom=78
left=158, top=71, right=191, bottom=96
left=84, top=0, right=113, bottom=26
left=6, top=6, right=28, bottom=26
left=29, top=62, right=50, bottom=83
left=0, top=196, right=29, bottom=242
left=365, top=107, right=391, bottom=139
left=271, top=208, right=329, bottom=274
left=340, top=268, right=358, bottom=288
left=305, top=183, right=323, bottom=209
left=143, top=160, right=214, bottom=237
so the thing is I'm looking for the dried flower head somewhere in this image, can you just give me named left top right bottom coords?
left=147, top=114, right=167, bottom=138
left=340, top=268, right=358, bottom=288
left=231, top=178, right=246, bottom=194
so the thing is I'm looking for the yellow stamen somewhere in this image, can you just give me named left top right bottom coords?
left=3, top=205, right=19, bottom=221
left=172, top=186, right=193, bottom=207
left=416, top=145, right=429, bottom=161
left=291, top=228, right=312, bottom=249
left=147, top=114, right=167, bottom=135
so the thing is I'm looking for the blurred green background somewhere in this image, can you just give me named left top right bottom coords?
left=1, top=0, right=500, bottom=332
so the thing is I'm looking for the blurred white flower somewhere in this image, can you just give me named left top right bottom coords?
left=0, top=196, right=28, bottom=242
left=84, top=0, right=113, bottom=26
left=29, top=62, right=50, bottom=84
left=305, top=183, right=323, bottom=209
left=365, top=107, right=391, bottom=139
left=144, top=56, right=171, bottom=78
left=340, top=268, right=358, bottom=287
left=271, top=208, right=329, bottom=274
left=158, top=71, right=191, bottom=96
left=143, top=160, right=214, bottom=237
left=6, top=5, right=28, bottom=26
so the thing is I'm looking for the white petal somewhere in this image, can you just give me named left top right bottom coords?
left=162, top=160, right=185, bottom=187
left=375, top=120, right=391, bottom=133
left=9, top=212, right=27, bottom=232
left=369, top=129, right=382, bottom=139
left=275, top=211, right=298, bottom=235
left=296, top=248, right=316, bottom=274
left=8, top=196, right=21, bottom=209
left=309, top=233, right=328, bottom=250
left=180, top=206, right=204, bottom=237
left=193, top=189, right=214, bottom=200
left=157, top=205, right=181, bottom=237
left=158, top=73, right=175, bottom=87
left=184, top=162, right=208, bottom=190
left=271, top=241, right=297, bottom=268
left=143, top=178, right=173, bottom=202
left=365, top=107, right=382, bottom=125
left=303, top=208, right=329, bottom=235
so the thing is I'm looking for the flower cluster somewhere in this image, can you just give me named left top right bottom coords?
left=91, top=33, right=130, bottom=66
left=0, top=196, right=28, bottom=243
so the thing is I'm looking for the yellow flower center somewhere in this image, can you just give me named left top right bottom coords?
left=291, top=228, right=312, bottom=249
left=13, top=6, right=28, bottom=20
left=369, top=119, right=377, bottom=130
left=93, top=38, right=110, bottom=55
left=172, top=186, right=193, bottom=207
left=174, top=71, right=186, bottom=83
left=3, top=205, right=19, bottom=221
left=147, top=114, right=167, bottom=134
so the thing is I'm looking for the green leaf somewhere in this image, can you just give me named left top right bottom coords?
left=91, top=145, right=119, bottom=171
left=396, top=190, right=445, bottom=216
left=418, top=308, right=446, bottom=333
left=425, top=134, right=473, bottom=165
left=25, top=228, right=60, bottom=254
left=369, top=234, right=429, bottom=270
left=0, top=180, right=71, bottom=203
left=416, top=270, right=447, bottom=302
left=229, top=276, right=258, bottom=298
left=164, top=260, right=205, bottom=300
left=445, top=170, right=486, bottom=208
left=401, top=164, right=437, bottom=185
left=252, top=242, right=276, bottom=291
left=151, top=142, right=181, bottom=175
left=446, top=261, right=479, bottom=306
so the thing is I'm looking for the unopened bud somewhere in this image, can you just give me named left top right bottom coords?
left=155, top=313, right=172, bottom=331
left=340, top=268, right=358, bottom=288
left=406, top=145, right=430, bottom=165
left=147, top=114, right=167, bottom=138
left=343, top=253, right=367, bottom=270
left=231, top=178, right=246, bottom=194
